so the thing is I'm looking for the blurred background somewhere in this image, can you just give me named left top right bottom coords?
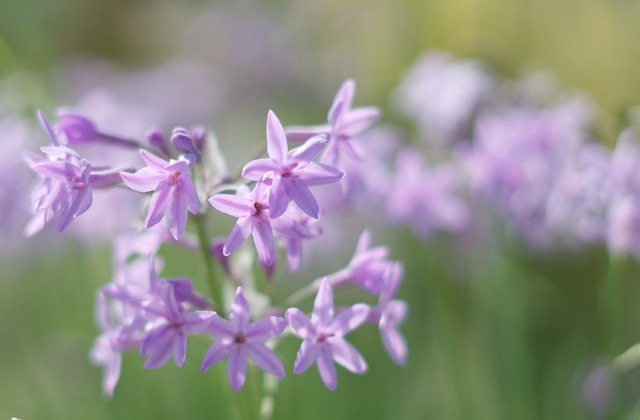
left=3, top=0, right=640, bottom=419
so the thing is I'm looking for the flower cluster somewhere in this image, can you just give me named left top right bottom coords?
left=25, top=80, right=408, bottom=398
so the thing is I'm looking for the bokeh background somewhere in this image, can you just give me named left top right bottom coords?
left=3, top=0, right=640, bottom=419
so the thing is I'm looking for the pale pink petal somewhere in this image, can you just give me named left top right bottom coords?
left=183, top=311, right=216, bottom=334
left=242, top=158, right=279, bottom=181
left=297, top=162, right=344, bottom=186
left=209, top=194, right=252, bottom=218
left=290, top=135, right=327, bottom=162
left=120, top=168, right=164, bottom=192
left=167, top=188, right=187, bottom=240
left=140, top=149, right=170, bottom=170
left=381, top=326, right=407, bottom=366
left=337, top=107, right=381, bottom=136
left=285, top=124, right=329, bottom=143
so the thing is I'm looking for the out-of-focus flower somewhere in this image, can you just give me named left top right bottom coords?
left=545, top=143, right=610, bottom=246
left=201, top=287, right=287, bottom=391
left=367, top=263, right=408, bottom=366
left=121, top=150, right=200, bottom=241
left=394, top=51, right=493, bottom=147
left=286, top=79, right=381, bottom=165
left=242, top=110, right=343, bottom=219
left=286, top=279, right=369, bottom=390
left=386, top=147, right=469, bottom=238
left=462, top=96, right=594, bottom=246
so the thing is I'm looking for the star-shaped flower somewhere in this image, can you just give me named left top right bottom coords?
left=286, top=278, right=369, bottom=390
left=201, top=287, right=287, bottom=391
left=140, top=283, right=215, bottom=369
left=286, top=79, right=381, bottom=164
left=241, top=110, right=343, bottom=219
left=121, top=150, right=200, bottom=240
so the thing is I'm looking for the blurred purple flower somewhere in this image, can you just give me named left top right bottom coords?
left=286, top=278, right=369, bottom=390
left=394, top=51, right=493, bottom=147
left=366, top=263, right=408, bottom=366
left=121, top=150, right=200, bottom=240
left=386, top=147, right=469, bottom=238
left=201, top=287, right=287, bottom=391
left=140, top=283, right=215, bottom=369
left=286, top=79, right=381, bottom=164
left=462, top=97, right=594, bottom=245
left=242, top=110, right=343, bottom=219
left=54, top=112, right=139, bottom=148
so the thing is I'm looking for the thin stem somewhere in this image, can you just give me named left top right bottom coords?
left=193, top=213, right=224, bottom=314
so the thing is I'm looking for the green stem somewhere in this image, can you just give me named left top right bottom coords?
left=600, top=254, right=625, bottom=358
left=193, top=213, right=224, bottom=313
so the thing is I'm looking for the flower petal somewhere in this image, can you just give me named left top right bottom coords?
left=311, top=279, right=334, bottom=328
left=223, top=217, right=252, bottom=256
left=297, top=162, right=344, bottom=187
left=242, top=158, right=279, bottom=181
left=289, top=135, right=327, bottom=162
left=146, top=181, right=172, bottom=228
left=251, top=217, right=275, bottom=266
left=317, top=345, right=337, bottom=391
left=120, top=167, right=164, bottom=192
left=206, top=315, right=235, bottom=338
left=167, top=188, right=187, bottom=240
left=201, top=340, right=228, bottom=372
left=330, top=338, right=367, bottom=374
left=337, top=106, right=381, bottom=137
left=328, top=303, right=369, bottom=337
left=285, top=124, right=329, bottom=143
left=381, top=324, right=407, bottom=366
left=174, top=328, right=187, bottom=368
left=283, top=178, right=319, bottom=219
left=268, top=177, right=290, bottom=219
left=285, top=308, right=316, bottom=340
left=227, top=344, right=248, bottom=391
left=209, top=194, right=252, bottom=218
left=245, top=316, right=287, bottom=341
left=266, top=110, right=288, bottom=163
left=140, top=149, right=170, bottom=170
left=183, top=311, right=216, bottom=334
left=230, top=287, right=251, bottom=331
left=246, top=342, right=285, bottom=379
left=293, top=340, right=320, bottom=374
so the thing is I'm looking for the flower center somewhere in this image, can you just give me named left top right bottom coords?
left=234, top=332, right=246, bottom=344
left=315, top=332, right=335, bottom=344
left=169, top=171, right=182, bottom=185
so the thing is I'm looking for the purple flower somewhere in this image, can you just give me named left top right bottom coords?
left=367, top=263, right=408, bottom=366
left=201, top=287, right=287, bottom=391
left=393, top=51, right=493, bottom=146
left=386, top=148, right=469, bottom=238
left=286, top=79, right=381, bottom=164
left=327, top=230, right=394, bottom=294
left=140, top=283, right=215, bottom=369
left=121, top=150, right=200, bottom=240
left=90, top=291, right=145, bottom=397
left=242, top=110, right=343, bottom=219
left=25, top=142, right=93, bottom=235
left=208, top=181, right=277, bottom=266
left=286, top=278, right=369, bottom=390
